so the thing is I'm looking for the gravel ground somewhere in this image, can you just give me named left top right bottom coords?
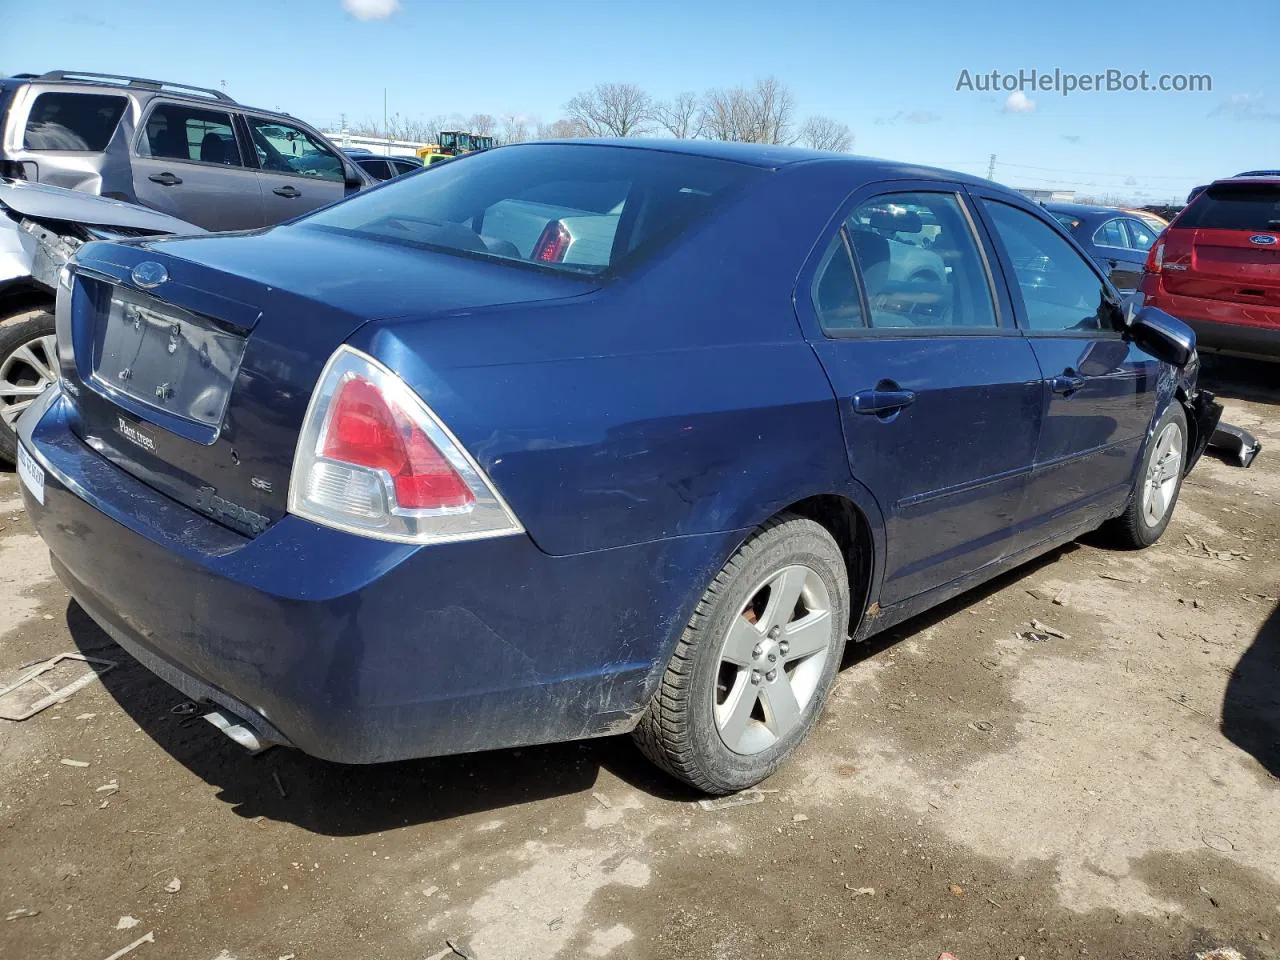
left=1, top=357, right=1276, bottom=960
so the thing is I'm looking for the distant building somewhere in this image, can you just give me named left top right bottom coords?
left=324, top=130, right=430, bottom=158
left=1017, top=187, right=1076, bottom=203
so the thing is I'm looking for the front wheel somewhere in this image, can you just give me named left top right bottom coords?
left=1107, top=402, right=1188, bottom=548
left=0, top=308, right=58, bottom=466
left=632, top=514, right=850, bottom=794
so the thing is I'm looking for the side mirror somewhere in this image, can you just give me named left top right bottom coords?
left=1127, top=306, right=1196, bottom=368
left=342, top=161, right=364, bottom=192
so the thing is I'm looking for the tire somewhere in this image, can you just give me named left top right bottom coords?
left=633, top=514, right=850, bottom=794
left=0, top=308, right=58, bottom=466
left=1106, top=402, right=1188, bottom=548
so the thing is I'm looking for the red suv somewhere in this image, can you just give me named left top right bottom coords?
left=1140, top=177, right=1280, bottom=360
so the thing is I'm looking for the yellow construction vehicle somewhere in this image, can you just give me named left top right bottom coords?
left=415, top=131, right=495, bottom=165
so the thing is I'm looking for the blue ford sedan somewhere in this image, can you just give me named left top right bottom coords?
left=17, top=140, right=1221, bottom=794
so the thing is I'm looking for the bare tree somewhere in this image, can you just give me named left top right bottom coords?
left=654, top=91, right=702, bottom=139
left=564, top=82, right=654, bottom=137
left=500, top=113, right=530, bottom=145
left=536, top=117, right=586, bottom=140
left=798, top=114, right=853, bottom=152
left=467, top=113, right=497, bottom=137
left=699, top=77, right=798, bottom=144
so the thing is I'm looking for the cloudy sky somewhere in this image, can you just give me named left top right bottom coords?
left=5, top=0, right=1275, bottom=203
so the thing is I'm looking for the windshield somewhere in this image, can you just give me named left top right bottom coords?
left=300, top=144, right=760, bottom=275
left=1177, top=184, right=1280, bottom=231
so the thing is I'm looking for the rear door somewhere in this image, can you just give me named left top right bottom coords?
left=1091, top=216, right=1146, bottom=292
left=131, top=100, right=264, bottom=231
left=1161, top=182, right=1280, bottom=313
left=974, top=193, right=1160, bottom=535
left=798, top=183, right=1045, bottom=605
left=243, top=115, right=347, bottom=224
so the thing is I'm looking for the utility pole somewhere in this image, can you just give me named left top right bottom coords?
left=987, top=154, right=996, bottom=180
left=383, top=88, right=388, bottom=154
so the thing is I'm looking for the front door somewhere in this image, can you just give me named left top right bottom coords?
left=800, top=185, right=1046, bottom=605
left=976, top=196, right=1161, bottom=535
left=243, top=115, right=347, bottom=225
left=131, top=100, right=264, bottom=231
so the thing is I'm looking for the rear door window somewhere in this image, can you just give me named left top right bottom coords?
left=23, top=92, right=127, bottom=151
left=1093, top=218, right=1130, bottom=248
left=1176, top=184, right=1280, bottom=231
left=301, top=144, right=759, bottom=276
left=842, top=192, right=997, bottom=329
left=1123, top=218, right=1157, bottom=251
left=356, top=158, right=392, bottom=180
left=138, top=104, right=244, bottom=166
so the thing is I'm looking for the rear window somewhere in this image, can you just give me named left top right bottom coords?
left=23, top=92, right=127, bottom=151
left=301, top=144, right=760, bottom=276
left=1176, top=184, right=1280, bottom=231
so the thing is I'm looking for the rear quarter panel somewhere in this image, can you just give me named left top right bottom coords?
left=350, top=161, right=882, bottom=559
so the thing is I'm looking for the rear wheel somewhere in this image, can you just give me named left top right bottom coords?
left=1107, top=402, right=1188, bottom=548
left=633, top=515, right=850, bottom=794
left=0, top=308, right=58, bottom=466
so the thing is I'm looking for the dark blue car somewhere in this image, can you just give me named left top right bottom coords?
left=1042, top=202, right=1163, bottom=293
left=16, top=141, right=1221, bottom=794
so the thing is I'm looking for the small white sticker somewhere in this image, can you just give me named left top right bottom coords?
left=17, top=444, right=45, bottom=505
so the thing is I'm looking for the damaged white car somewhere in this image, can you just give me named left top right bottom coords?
left=0, top=178, right=201, bottom=463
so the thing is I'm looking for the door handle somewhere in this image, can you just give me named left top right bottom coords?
left=273, top=185, right=301, bottom=198
left=1051, top=374, right=1086, bottom=394
left=148, top=172, right=182, bottom=186
left=852, top=387, right=917, bottom=416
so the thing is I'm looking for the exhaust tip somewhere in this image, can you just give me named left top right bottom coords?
left=203, top=709, right=276, bottom=754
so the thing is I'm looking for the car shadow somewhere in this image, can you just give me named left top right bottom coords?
left=840, top=542, right=1081, bottom=669
left=1221, top=600, right=1280, bottom=779
left=1199, top=355, right=1279, bottom=408
left=65, top=602, right=699, bottom=837
left=67, top=548, right=1088, bottom=835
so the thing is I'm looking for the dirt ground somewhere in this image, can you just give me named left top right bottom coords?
left=1, top=357, right=1277, bottom=960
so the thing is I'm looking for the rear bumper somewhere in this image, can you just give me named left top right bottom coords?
left=17, top=389, right=730, bottom=763
left=1143, top=279, right=1280, bottom=360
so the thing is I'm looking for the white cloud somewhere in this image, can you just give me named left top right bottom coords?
left=342, top=0, right=401, bottom=20
left=1209, top=91, right=1279, bottom=122
left=1003, top=91, right=1036, bottom=114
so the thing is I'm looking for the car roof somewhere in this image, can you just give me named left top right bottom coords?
left=1041, top=202, right=1130, bottom=220
left=1211, top=175, right=1280, bottom=186
left=4, top=71, right=295, bottom=124
left=518, top=137, right=1012, bottom=190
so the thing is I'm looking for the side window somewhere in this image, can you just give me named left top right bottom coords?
left=139, top=105, right=243, bottom=166
left=845, top=192, right=997, bottom=329
left=982, top=200, right=1111, bottom=333
left=1124, top=218, right=1157, bottom=252
left=356, top=158, right=392, bottom=181
left=812, top=234, right=864, bottom=332
left=1093, top=218, right=1129, bottom=248
left=23, top=93, right=127, bottom=151
left=248, top=118, right=343, bottom=181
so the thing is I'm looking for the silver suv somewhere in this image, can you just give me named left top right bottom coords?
left=0, top=71, right=371, bottom=231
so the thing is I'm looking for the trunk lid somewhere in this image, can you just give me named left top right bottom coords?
left=1162, top=181, right=1280, bottom=307
left=62, top=226, right=596, bottom=536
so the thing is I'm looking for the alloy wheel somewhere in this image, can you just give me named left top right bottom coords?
left=0, top=333, right=58, bottom=427
left=1141, top=421, right=1184, bottom=527
left=714, top=563, right=835, bottom=755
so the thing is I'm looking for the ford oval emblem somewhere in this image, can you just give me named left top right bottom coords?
left=130, top=261, right=168, bottom=288
left=1249, top=234, right=1277, bottom=246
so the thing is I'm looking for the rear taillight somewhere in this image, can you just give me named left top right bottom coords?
left=532, top=220, right=571, bottom=262
left=1144, top=233, right=1166, bottom=274
left=289, top=346, right=522, bottom=544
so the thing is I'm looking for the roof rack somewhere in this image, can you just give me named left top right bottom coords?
left=34, top=71, right=235, bottom=103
